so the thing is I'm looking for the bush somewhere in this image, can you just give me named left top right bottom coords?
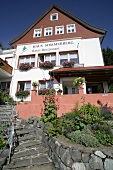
left=67, top=129, right=100, bottom=147
left=26, top=116, right=39, bottom=124
left=79, top=103, right=102, bottom=124
left=46, top=118, right=75, bottom=137
left=109, top=83, right=113, bottom=93
left=95, top=130, right=113, bottom=146
left=38, top=88, right=55, bottom=95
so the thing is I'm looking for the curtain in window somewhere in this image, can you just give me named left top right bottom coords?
left=25, top=82, right=31, bottom=91
left=69, top=53, right=78, bottom=63
left=40, top=82, right=46, bottom=89
left=51, top=54, right=56, bottom=64
left=45, top=55, right=50, bottom=61
left=20, top=58, right=24, bottom=64
left=60, top=53, right=68, bottom=64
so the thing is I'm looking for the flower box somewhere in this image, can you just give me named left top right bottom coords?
left=39, top=61, right=55, bottom=69
left=62, top=61, right=75, bottom=68
left=15, top=90, right=30, bottom=101
left=19, top=63, right=33, bottom=71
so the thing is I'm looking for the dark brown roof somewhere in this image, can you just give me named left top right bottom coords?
left=49, top=65, right=113, bottom=82
left=9, top=4, right=107, bottom=46
left=50, top=65, right=113, bottom=73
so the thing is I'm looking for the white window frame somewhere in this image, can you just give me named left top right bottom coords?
left=50, top=13, right=58, bottom=21
left=18, top=81, right=31, bottom=91
left=55, top=26, right=64, bottom=35
left=59, top=52, right=78, bottom=65
left=44, top=27, right=53, bottom=36
left=33, top=29, right=42, bottom=37
left=67, top=24, right=76, bottom=33
left=40, top=80, right=53, bottom=89
left=19, top=56, right=35, bottom=67
left=39, top=53, right=56, bottom=65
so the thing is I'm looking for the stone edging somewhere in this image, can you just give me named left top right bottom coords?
left=42, top=132, right=113, bottom=170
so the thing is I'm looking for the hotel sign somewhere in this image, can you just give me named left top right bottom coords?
left=18, top=39, right=80, bottom=54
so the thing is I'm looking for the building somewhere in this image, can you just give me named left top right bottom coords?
left=0, top=4, right=113, bottom=119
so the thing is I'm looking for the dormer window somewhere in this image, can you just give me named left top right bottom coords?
left=67, top=24, right=76, bottom=33
left=33, top=29, right=42, bottom=37
left=50, top=13, right=58, bottom=21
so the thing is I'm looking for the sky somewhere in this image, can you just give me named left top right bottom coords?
left=0, top=0, right=113, bottom=49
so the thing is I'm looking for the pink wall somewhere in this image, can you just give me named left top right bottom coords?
left=16, top=89, right=113, bottom=120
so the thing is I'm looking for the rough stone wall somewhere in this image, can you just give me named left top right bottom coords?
left=42, top=133, right=113, bottom=170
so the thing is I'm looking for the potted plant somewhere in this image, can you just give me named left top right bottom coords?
left=19, top=63, right=33, bottom=71
left=32, top=81, right=39, bottom=90
left=15, top=90, right=30, bottom=102
left=57, top=89, right=62, bottom=95
left=62, top=61, right=75, bottom=68
left=39, top=61, right=55, bottom=69
left=73, top=77, right=85, bottom=88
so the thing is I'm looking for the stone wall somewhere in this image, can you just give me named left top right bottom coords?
left=42, top=133, right=113, bottom=170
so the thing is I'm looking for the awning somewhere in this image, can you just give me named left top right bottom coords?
left=49, top=65, right=113, bottom=83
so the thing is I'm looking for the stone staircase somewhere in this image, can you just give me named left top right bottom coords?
left=2, top=120, right=55, bottom=170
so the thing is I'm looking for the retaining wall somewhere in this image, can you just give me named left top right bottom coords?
left=42, top=133, right=113, bottom=170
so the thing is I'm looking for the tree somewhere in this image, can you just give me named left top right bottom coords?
left=0, top=43, right=4, bottom=50
left=102, top=47, right=113, bottom=65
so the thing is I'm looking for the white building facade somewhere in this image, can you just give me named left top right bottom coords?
left=1, top=4, right=112, bottom=101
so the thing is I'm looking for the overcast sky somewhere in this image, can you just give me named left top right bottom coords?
left=0, top=0, right=113, bottom=49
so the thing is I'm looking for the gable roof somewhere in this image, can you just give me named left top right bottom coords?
left=9, top=4, right=107, bottom=46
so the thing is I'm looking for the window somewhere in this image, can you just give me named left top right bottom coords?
left=67, top=24, right=76, bottom=33
left=72, top=88, right=75, bottom=94
left=18, top=81, right=31, bottom=91
left=33, top=29, right=42, bottom=37
left=44, top=27, right=52, bottom=36
left=39, top=53, right=56, bottom=65
left=60, top=52, right=78, bottom=65
left=1, top=82, right=10, bottom=91
left=40, top=80, right=53, bottom=89
left=50, top=13, right=58, bottom=21
left=19, top=56, right=35, bottom=67
left=55, top=26, right=64, bottom=35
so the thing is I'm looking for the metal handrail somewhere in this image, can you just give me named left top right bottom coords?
left=0, top=105, right=18, bottom=163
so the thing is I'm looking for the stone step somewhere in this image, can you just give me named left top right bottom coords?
left=14, top=140, right=42, bottom=151
left=3, top=155, right=53, bottom=170
left=18, top=134, right=36, bottom=142
left=16, top=129, right=35, bottom=136
left=3, top=163, right=55, bottom=170
left=11, top=145, right=48, bottom=160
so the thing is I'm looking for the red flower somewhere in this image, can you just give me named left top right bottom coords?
left=14, top=116, right=17, bottom=120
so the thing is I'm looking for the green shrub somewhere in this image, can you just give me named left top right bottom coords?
left=80, top=103, right=102, bottom=124
left=109, top=83, right=113, bottom=93
left=95, top=130, right=113, bottom=146
left=67, top=129, right=100, bottom=147
left=65, top=112, right=78, bottom=120
left=46, top=118, right=75, bottom=137
left=26, top=116, right=39, bottom=124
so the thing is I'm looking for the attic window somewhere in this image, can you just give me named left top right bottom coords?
left=50, top=13, right=58, bottom=21
left=33, top=29, right=42, bottom=37
left=67, top=24, right=76, bottom=33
